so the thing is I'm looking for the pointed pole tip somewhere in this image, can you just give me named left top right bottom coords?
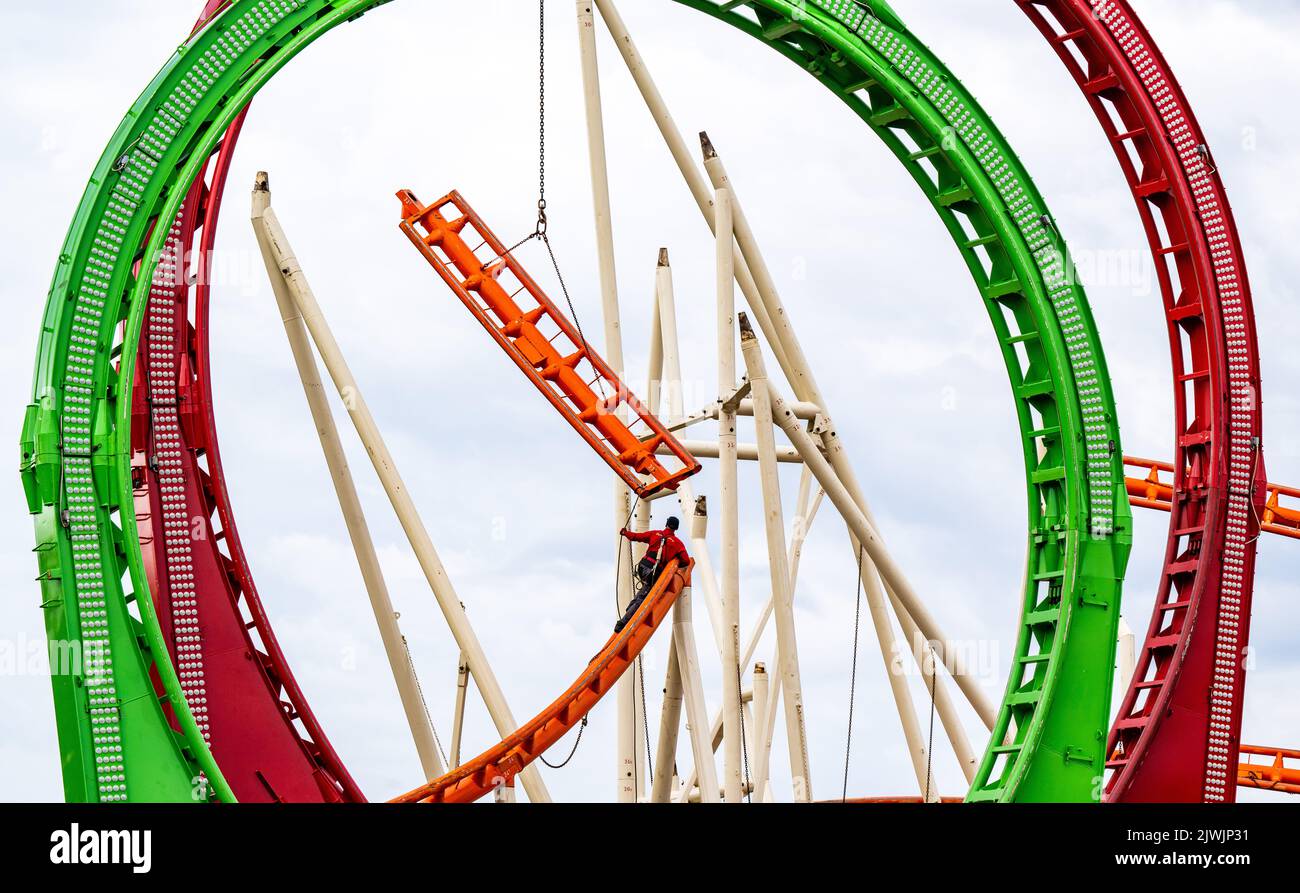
left=700, top=131, right=717, bottom=160
left=658, top=247, right=670, bottom=266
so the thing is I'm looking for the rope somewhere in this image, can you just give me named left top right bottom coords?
left=639, top=658, right=653, bottom=786
left=924, top=645, right=939, bottom=803
left=737, top=661, right=752, bottom=802
left=842, top=547, right=864, bottom=802
left=540, top=716, right=588, bottom=769
left=403, top=634, right=450, bottom=771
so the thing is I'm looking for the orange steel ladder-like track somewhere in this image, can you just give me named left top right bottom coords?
left=393, top=559, right=693, bottom=803
left=1125, top=456, right=1300, bottom=541
left=1237, top=745, right=1300, bottom=795
left=397, top=189, right=701, bottom=499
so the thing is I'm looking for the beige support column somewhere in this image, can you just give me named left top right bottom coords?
left=716, top=187, right=744, bottom=804
left=575, top=0, right=640, bottom=802
left=674, top=588, right=720, bottom=802
left=255, top=200, right=549, bottom=804
left=252, top=174, right=444, bottom=783
left=650, top=641, right=685, bottom=803
left=591, top=0, right=792, bottom=379
left=738, top=314, right=812, bottom=801
left=701, top=138, right=996, bottom=731
left=450, top=649, right=470, bottom=768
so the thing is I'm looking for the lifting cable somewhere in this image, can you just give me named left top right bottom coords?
left=531, top=0, right=614, bottom=778
left=540, top=716, right=589, bottom=770
left=737, top=663, right=752, bottom=802
left=402, top=633, right=451, bottom=770
left=842, top=547, right=865, bottom=802
left=924, top=643, right=939, bottom=803
left=488, top=0, right=608, bottom=401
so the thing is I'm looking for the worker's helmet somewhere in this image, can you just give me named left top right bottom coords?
left=666, top=516, right=680, bottom=531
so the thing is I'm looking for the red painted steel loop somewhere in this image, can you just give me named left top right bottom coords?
left=1017, top=0, right=1267, bottom=802
left=127, top=0, right=363, bottom=803
left=397, top=189, right=702, bottom=499
left=394, top=560, right=693, bottom=804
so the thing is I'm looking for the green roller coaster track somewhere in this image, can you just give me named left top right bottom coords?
left=19, top=0, right=1130, bottom=803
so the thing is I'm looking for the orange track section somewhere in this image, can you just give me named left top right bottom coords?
left=397, top=189, right=701, bottom=499
left=1237, top=745, right=1300, bottom=795
left=394, top=560, right=692, bottom=804
left=1125, top=456, right=1299, bottom=541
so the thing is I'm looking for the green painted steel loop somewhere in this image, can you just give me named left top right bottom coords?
left=21, top=0, right=1130, bottom=803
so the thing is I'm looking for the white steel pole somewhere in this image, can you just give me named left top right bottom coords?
left=682, top=479, right=823, bottom=800
left=889, top=590, right=978, bottom=783
left=738, top=314, right=812, bottom=801
left=657, top=251, right=725, bottom=655
left=657, top=441, right=802, bottom=463
left=760, top=367, right=960, bottom=798
left=256, top=204, right=549, bottom=804
left=644, top=250, right=685, bottom=806
left=251, top=176, right=445, bottom=782
left=751, top=662, right=771, bottom=801
left=716, top=186, right=744, bottom=804
left=592, top=0, right=991, bottom=734
left=651, top=640, right=684, bottom=803
left=575, top=0, right=640, bottom=803
left=590, top=0, right=792, bottom=376
left=700, top=141, right=995, bottom=730
left=674, top=587, right=720, bottom=802
left=450, top=649, right=470, bottom=768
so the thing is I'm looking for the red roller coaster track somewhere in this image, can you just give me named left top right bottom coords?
left=129, top=1, right=361, bottom=802
left=1017, top=0, right=1267, bottom=803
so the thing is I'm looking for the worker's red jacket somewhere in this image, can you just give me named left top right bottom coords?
left=622, top=527, right=688, bottom=567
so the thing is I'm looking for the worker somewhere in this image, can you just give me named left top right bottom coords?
left=614, top=517, right=688, bottom=633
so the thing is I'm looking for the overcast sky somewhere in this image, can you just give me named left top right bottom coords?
left=1, top=0, right=1296, bottom=803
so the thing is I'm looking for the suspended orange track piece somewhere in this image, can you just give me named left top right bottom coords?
left=1237, top=745, right=1300, bottom=796
left=397, top=189, right=701, bottom=499
left=1125, top=456, right=1299, bottom=541
left=394, top=559, right=692, bottom=804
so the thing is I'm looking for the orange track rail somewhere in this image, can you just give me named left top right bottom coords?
left=394, top=559, right=692, bottom=803
left=397, top=189, right=701, bottom=499
left=1237, top=745, right=1300, bottom=795
left=1125, top=456, right=1299, bottom=541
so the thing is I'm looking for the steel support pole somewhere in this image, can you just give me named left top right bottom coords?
left=738, top=315, right=812, bottom=801
left=251, top=175, right=445, bottom=782
left=716, top=186, right=744, bottom=803
left=701, top=140, right=995, bottom=731
left=592, top=0, right=992, bottom=744
left=674, top=588, right=721, bottom=802
left=256, top=204, right=549, bottom=803
left=651, top=641, right=685, bottom=803
left=682, top=472, right=823, bottom=800
left=575, top=0, right=640, bottom=802
left=450, top=649, right=470, bottom=768
left=751, top=662, right=771, bottom=801
left=656, top=251, right=726, bottom=655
